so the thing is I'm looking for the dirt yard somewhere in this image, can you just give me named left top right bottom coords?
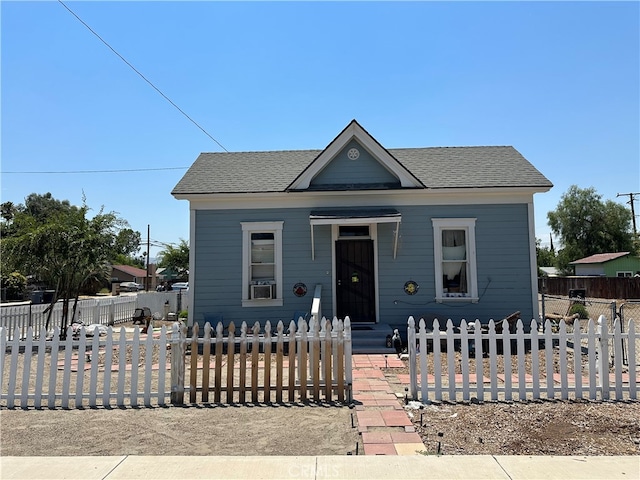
left=404, top=400, right=640, bottom=456
left=0, top=403, right=360, bottom=456
left=2, top=397, right=639, bottom=457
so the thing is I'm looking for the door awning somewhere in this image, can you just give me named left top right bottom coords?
left=309, top=208, right=402, bottom=259
left=309, top=208, right=401, bottom=225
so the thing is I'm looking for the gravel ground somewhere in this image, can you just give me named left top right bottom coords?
left=404, top=400, right=640, bottom=456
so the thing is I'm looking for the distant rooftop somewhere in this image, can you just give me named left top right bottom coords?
left=569, top=252, right=632, bottom=265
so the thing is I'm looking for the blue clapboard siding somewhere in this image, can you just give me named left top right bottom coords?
left=376, top=204, right=534, bottom=325
left=193, top=209, right=334, bottom=328
left=310, top=140, right=400, bottom=188
left=192, top=203, right=535, bottom=329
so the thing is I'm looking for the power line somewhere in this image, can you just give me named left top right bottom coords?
left=57, top=0, right=229, bottom=153
left=2, top=166, right=189, bottom=174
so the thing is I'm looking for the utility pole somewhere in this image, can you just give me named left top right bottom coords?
left=617, top=192, right=639, bottom=237
left=146, top=224, right=151, bottom=292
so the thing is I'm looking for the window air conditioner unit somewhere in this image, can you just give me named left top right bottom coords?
left=251, top=284, right=275, bottom=299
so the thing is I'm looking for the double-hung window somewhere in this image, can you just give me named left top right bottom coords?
left=432, top=218, right=478, bottom=302
left=241, top=221, right=283, bottom=307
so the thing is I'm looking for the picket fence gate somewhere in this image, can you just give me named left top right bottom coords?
left=407, top=315, right=638, bottom=403
left=0, top=317, right=352, bottom=409
left=181, top=317, right=351, bottom=405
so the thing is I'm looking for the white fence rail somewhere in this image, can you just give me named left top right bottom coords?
left=0, top=297, right=137, bottom=341
left=408, top=315, right=638, bottom=403
left=0, top=292, right=190, bottom=342
left=1, top=316, right=352, bottom=409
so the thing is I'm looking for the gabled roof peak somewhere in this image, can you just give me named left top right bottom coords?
left=286, top=120, right=423, bottom=191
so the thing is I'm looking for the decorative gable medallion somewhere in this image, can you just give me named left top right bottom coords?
left=347, top=148, right=360, bottom=160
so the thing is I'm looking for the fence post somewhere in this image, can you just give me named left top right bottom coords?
left=93, top=300, right=100, bottom=325
left=408, top=316, right=417, bottom=400
left=597, top=315, right=610, bottom=400
left=344, top=316, right=352, bottom=402
left=628, top=320, right=637, bottom=400
left=109, top=299, right=115, bottom=326
left=419, top=318, right=428, bottom=402
left=0, top=328, right=5, bottom=396
left=170, top=321, right=186, bottom=405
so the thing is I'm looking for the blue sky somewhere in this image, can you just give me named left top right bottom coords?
left=2, top=1, right=639, bottom=258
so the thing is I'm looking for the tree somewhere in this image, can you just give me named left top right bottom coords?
left=547, top=185, right=635, bottom=274
left=157, top=239, right=189, bottom=279
left=23, top=192, right=77, bottom=223
left=1, top=201, right=16, bottom=222
left=1, top=193, right=78, bottom=239
left=536, top=238, right=556, bottom=274
left=111, top=228, right=144, bottom=267
left=1, top=194, right=138, bottom=336
left=113, top=228, right=142, bottom=257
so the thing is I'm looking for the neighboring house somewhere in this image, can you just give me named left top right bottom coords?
left=539, top=267, right=560, bottom=277
left=172, top=120, right=552, bottom=330
left=111, top=264, right=158, bottom=290
left=569, top=252, right=640, bottom=277
left=156, top=267, right=182, bottom=282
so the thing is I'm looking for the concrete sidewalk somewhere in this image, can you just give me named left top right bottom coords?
left=1, top=455, right=638, bottom=479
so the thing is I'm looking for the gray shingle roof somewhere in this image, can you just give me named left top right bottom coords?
left=172, top=146, right=552, bottom=195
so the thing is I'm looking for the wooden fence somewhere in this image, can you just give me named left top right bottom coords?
left=407, top=315, right=638, bottom=403
left=181, top=317, right=350, bottom=404
left=539, top=276, right=640, bottom=299
left=0, top=317, right=353, bottom=409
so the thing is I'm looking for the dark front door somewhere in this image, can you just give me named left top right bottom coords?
left=336, top=239, right=375, bottom=322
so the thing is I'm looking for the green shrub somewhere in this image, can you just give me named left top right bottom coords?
left=178, top=310, right=188, bottom=318
left=1, top=272, right=27, bottom=300
left=568, top=303, right=589, bottom=319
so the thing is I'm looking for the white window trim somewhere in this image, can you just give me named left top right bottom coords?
left=616, top=271, right=632, bottom=278
left=432, top=218, right=478, bottom=303
left=241, top=221, right=284, bottom=307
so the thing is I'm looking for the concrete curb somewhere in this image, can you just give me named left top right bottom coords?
left=1, top=455, right=638, bottom=480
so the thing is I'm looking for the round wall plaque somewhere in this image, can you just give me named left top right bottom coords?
left=293, top=283, right=307, bottom=297
left=347, top=148, right=360, bottom=160
left=404, top=281, right=419, bottom=295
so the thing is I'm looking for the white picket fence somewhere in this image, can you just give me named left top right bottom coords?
left=0, top=297, right=137, bottom=341
left=0, top=292, right=190, bottom=342
left=0, top=316, right=352, bottom=409
left=407, top=315, right=638, bottom=403
left=1, top=324, right=172, bottom=409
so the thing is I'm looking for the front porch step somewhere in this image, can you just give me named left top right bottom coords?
left=352, top=345, right=398, bottom=354
left=350, top=325, right=397, bottom=354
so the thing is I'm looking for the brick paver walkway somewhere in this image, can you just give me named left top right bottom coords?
left=352, top=354, right=425, bottom=455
